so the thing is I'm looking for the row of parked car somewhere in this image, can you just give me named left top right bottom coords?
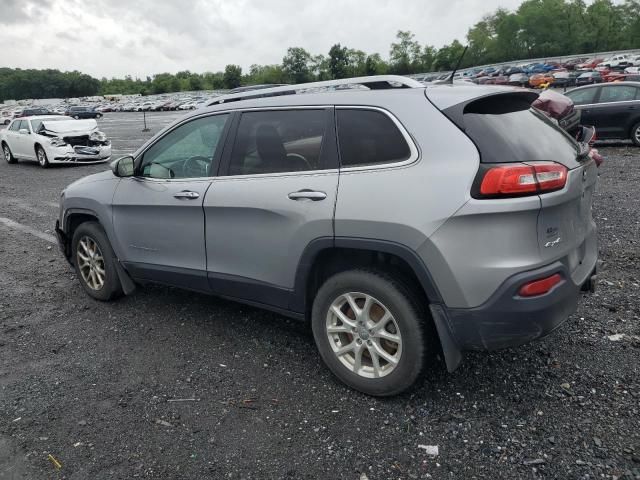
left=414, top=53, right=640, bottom=89
left=0, top=105, right=105, bottom=125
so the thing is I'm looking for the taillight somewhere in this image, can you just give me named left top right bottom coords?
left=476, top=162, right=567, bottom=198
left=518, top=273, right=563, bottom=297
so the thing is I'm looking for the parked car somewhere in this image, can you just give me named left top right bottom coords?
left=552, top=71, right=581, bottom=88
left=1, top=116, right=111, bottom=167
left=1, top=110, right=12, bottom=125
left=493, top=75, right=510, bottom=85
left=15, top=107, right=51, bottom=117
left=565, top=82, right=640, bottom=145
left=508, top=73, right=530, bottom=87
left=597, top=54, right=632, bottom=69
left=529, top=73, right=555, bottom=88
left=576, top=58, right=604, bottom=70
left=65, top=106, right=103, bottom=119
left=562, top=57, right=588, bottom=70
left=625, top=66, right=640, bottom=74
left=576, top=72, right=603, bottom=86
left=54, top=76, right=598, bottom=396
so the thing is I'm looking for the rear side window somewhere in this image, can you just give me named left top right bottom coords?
left=337, top=109, right=411, bottom=168
left=598, top=85, right=638, bottom=103
left=566, top=88, right=597, bottom=105
left=229, top=109, right=327, bottom=175
left=455, top=94, right=578, bottom=164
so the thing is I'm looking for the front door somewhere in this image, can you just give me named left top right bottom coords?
left=203, top=108, right=338, bottom=310
left=111, top=113, right=231, bottom=291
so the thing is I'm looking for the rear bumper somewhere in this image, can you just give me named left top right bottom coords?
left=441, top=260, right=596, bottom=351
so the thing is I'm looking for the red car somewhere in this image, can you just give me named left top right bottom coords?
left=576, top=57, right=604, bottom=70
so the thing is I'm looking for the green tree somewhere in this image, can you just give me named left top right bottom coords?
left=328, top=43, right=349, bottom=79
left=223, top=65, right=242, bottom=89
left=282, top=47, right=312, bottom=84
left=389, top=30, right=421, bottom=74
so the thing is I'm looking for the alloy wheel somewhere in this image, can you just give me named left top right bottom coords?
left=635, top=126, right=640, bottom=144
left=77, top=236, right=106, bottom=291
left=325, top=292, right=402, bottom=378
left=37, top=148, right=46, bottom=166
left=3, top=145, right=11, bottom=162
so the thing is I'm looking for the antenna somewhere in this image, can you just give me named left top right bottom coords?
left=446, top=45, right=469, bottom=84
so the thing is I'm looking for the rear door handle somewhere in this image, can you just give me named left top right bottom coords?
left=173, top=190, right=200, bottom=199
left=288, top=189, right=327, bottom=201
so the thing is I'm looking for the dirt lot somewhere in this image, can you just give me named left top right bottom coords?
left=0, top=112, right=639, bottom=480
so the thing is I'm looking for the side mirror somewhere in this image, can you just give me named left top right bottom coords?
left=111, top=155, right=135, bottom=177
left=19, top=128, right=30, bottom=135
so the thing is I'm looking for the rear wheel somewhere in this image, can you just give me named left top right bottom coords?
left=72, top=222, right=123, bottom=301
left=631, top=122, right=640, bottom=147
left=2, top=142, right=16, bottom=164
left=36, top=146, right=49, bottom=168
left=311, top=269, right=431, bottom=396
left=73, top=115, right=80, bottom=119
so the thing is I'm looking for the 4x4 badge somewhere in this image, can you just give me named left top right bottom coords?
left=545, top=237, right=562, bottom=248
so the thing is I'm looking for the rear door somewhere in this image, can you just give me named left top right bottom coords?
left=203, top=108, right=338, bottom=310
left=567, top=87, right=600, bottom=131
left=589, top=84, right=640, bottom=138
left=111, top=113, right=231, bottom=291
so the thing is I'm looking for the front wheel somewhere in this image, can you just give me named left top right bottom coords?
left=631, top=122, right=640, bottom=147
left=36, top=146, right=49, bottom=168
left=311, top=270, right=431, bottom=396
left=2, top=142, right=16, bottom=164
left=72, top=222, right=123, bottom=301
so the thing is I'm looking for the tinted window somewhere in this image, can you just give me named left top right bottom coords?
left=140, top=114, right=228, bottom=179
left=460, top=95, right=578, bottom=164
left=566, top=88, right=597, bottom=105
left=598, top=85, right=638, bottom=103
left=337, top=109, right=411, bottom=167
left=229, top=110, right=326, bottom=175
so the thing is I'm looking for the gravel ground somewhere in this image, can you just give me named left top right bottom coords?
left=0, top=112, right=639, bottom=480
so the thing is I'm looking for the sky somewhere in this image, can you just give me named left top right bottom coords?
left=1, top=0, right=526, bottom=79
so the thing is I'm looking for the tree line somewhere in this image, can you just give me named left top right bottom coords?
left=1, top=0, right=638, bottom=102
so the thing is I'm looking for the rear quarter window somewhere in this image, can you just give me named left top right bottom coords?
left=454, top=94, right=578, bottom=164
left=336, top=109, right=411, bottom=168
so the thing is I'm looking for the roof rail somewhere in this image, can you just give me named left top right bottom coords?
left=208, top=75, right=423, bottom=106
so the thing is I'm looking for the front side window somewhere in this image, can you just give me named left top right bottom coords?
left=566, top=88, right=597, bottom=105
left=8, top=121, right=20, bottom=131
left=140, top=114, right=228, bottom=179
left=598, top=86, right=638, bottom=103
left=229, top=109, right=326, bottom=175
left=337, top=109, right=411, bottom=168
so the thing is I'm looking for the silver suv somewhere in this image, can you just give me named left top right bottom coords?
left=55, top=76, right=598, bottom=396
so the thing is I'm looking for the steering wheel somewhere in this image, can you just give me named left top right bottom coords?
left=182, top=156, right=210, bottom=177
left=286, top=153, right=313, bottom=171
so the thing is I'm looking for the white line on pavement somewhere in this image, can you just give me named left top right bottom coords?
left=0, top=217, right=57, bottom=244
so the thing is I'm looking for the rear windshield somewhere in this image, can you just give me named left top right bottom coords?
left=454, top=94, right=579, bottom=164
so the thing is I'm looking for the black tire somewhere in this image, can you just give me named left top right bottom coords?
left=36, top=146, right=49, bottom=168
left=631, top=122, right=640, bottom=147
left=96, top=113, right=103, bottom=119
left=71, top=222, right=123, bottom=301
left=311, top=269, right=432, bottom=396
left=2, top=142, right=16, bottom=164
left=73, top=115, right=80, bottom=120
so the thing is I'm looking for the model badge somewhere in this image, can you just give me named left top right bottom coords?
left=544, top=237, right=562, bottom=248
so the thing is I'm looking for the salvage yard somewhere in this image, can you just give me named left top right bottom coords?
left=0, top=112, right=639, bottom=479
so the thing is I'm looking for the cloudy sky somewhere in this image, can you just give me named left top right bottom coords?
left=2, top=0, right=526, bottom=78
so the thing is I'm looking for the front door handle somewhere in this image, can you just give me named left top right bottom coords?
left=288, top=189, right=327, bottom=201
left=173, top=190, right=200, bottom=199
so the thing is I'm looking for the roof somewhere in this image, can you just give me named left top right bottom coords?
left=13, top=115, right=71, bottom=121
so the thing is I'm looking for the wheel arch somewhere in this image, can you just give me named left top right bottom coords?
left=291, top=237, right=444, bottom=316
left=61, top=209, right=101, bottom=260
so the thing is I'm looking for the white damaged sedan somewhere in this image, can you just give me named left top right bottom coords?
left=1, top=115, right=111, bottom=168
